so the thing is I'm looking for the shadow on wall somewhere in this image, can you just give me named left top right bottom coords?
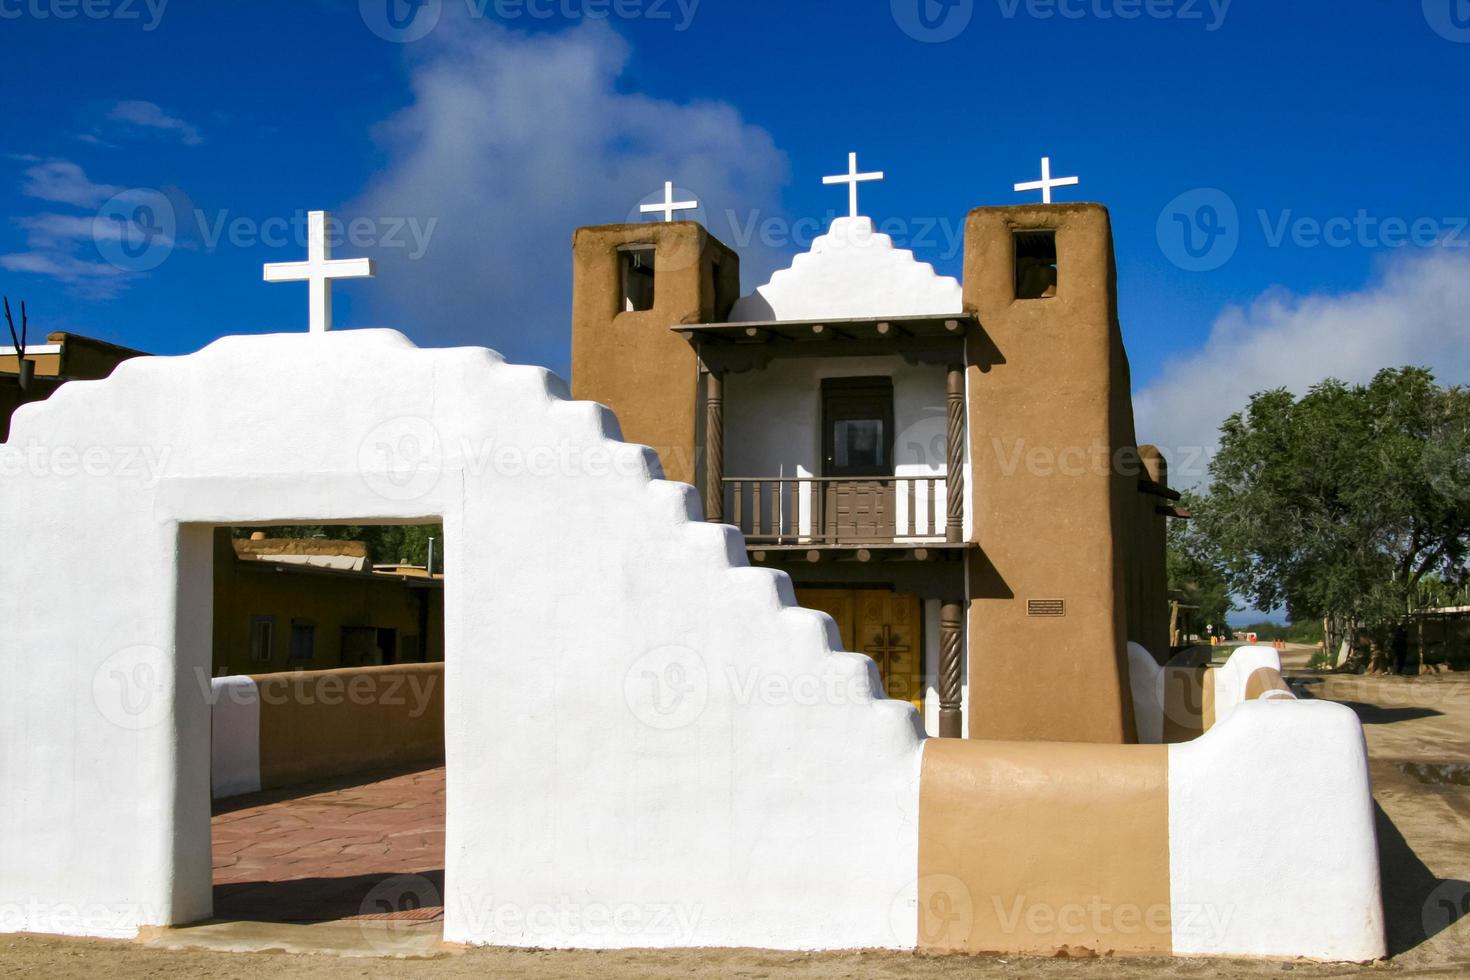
left=1374, top=800, right=1470, bottom=957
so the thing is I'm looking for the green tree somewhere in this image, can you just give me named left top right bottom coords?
left=233, top=524, right=444, bottom=571
left=1167, top=491, right=1233, bottom=637
left=1198, top=368, right=1470, bottom=669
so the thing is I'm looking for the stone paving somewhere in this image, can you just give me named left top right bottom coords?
left=212, top=766, right=446, bottom=925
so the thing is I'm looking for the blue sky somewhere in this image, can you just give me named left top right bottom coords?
left=3, top=0, right=1469, bottom=500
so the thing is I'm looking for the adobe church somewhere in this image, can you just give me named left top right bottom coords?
left=573, top=166, right=1178, bottom=743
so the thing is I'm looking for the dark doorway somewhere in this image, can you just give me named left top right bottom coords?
left=821, top=377, right=896, bottom=543
left=822, top=376, right=894, bottom=479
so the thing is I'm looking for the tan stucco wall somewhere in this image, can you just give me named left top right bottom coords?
left=212, top=528, right=444, bottom=676
left=570, top=222, right=740, bottom=486
left=1127, top=447, right=1172, bottom=660
left=962, top=204, right=1137, bottom=743
left=250, top=663, right=445, bottom=790
left=918, top=738, right=1172, bottom=955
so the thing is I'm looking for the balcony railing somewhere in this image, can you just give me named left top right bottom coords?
left=721, top=476, right=948, bottom=546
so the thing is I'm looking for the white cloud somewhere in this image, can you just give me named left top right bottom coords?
left=0, top=251, right=129, bottom=297
left=349, top=19, right=789, bottom=369
left=1133, top=246, right=1470, bottom=487
left=20, top=160, right=122, bottom=208
left=107, top=100, right=204, bottom=146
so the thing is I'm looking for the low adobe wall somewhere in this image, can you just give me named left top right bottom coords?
left=210, top=663, right=444, bottom=798
left=917, top=697, right=1383, bottom=959
left=1128, top=643, right=1297, bottom=744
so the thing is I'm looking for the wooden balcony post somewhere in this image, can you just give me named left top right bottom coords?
left=945, top=364, right=966, bottom=544
left=705, top=368, right=724, bottom=523
left=939, top=600, right=964, bottom=738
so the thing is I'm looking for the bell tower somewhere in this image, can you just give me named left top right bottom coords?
left=570, top=221, right=740, bottom=486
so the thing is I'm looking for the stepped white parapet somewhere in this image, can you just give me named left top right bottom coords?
left=730, top=217, right=963, bottom=322
left=0, top=329, right=924, bottom=948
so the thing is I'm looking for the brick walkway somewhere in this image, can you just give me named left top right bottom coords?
left=212, top=766, right=446, bottom=924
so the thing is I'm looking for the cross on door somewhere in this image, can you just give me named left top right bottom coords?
left=863, top=624, right=912, bottom=697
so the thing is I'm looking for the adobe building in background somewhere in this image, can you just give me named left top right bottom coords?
left=1, top=332, right=148, bottom=440
left=572, top=202, right=1182, bottom=743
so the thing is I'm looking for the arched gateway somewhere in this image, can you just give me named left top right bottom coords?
left=0, top=329, right=923, bottom=948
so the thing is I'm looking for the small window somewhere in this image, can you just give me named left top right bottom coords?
left=289, top=622, right=316, bottom=662
left=1014, top=230, right=1058, bottom=300
left=249, top=616, right=275, bottom=664
left=619, top=245, right=656, bottom=313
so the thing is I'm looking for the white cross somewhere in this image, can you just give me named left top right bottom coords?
left=1014, top=156, right=1080, bottom=205
left=262, top=210, right=375, bottom=333
left=822, top=152, right=884, bottom=219
left=640, top=181, right=699, bottom=223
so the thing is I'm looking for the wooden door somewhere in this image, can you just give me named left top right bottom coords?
left=796, top=589, right=856, bottom=651
left=821, top=377, right=895, bottom=542
left=796, top=588, right=924, bottom=714
left=857, top=591, right=924, bottom=712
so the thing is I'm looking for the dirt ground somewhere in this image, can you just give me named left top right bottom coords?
left=3, top=666, right=1468, bottom=979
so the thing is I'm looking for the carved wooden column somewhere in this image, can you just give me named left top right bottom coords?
left=705, top=368, right=724, bottom=523
left=945, top=364, right=966, bottom=544
left=939, top=600, right=964, bottom=738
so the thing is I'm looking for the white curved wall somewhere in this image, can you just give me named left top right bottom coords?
left=0, top=330, right=924, bottom=948
left=1168, top=700, right=1385, bottom=960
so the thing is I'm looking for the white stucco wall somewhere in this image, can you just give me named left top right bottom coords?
left=0, top=330, right=924, bottom=948
left=1168, top=701, right=1385, bottom=960
left=723, top=356, right=966, bottom=540
left=210, top=676, right=261, bottom=799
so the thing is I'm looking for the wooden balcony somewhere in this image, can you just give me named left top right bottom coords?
left=724, top=476, right=950, bottom=546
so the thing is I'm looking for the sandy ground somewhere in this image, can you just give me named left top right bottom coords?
left=3, top=666, right=1468, bottom=979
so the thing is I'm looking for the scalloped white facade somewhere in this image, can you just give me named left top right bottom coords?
left=730, top=217, right=963, bottom=322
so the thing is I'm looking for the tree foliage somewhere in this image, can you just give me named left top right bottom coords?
left=1195, top=368, right=1470, bottom=658
left=1166, top=491, right=1233, bottom=635
left=232, top=524, right=444, bottom=570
